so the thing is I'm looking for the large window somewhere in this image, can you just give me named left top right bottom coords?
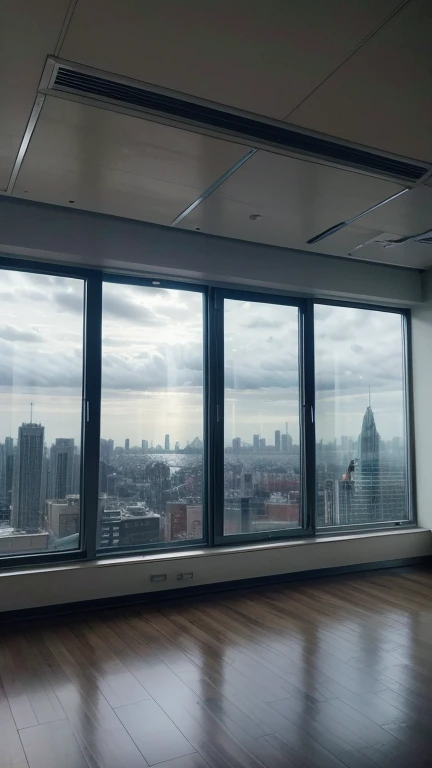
left=315, top=304, right=410, bottom=528
left=0, top=268, right=84, bottom=556
left=0, top=258, right=414, bottom=565
left=98, top=281, right=204, bottom=552
left=221, top=296, right=304, bottom=539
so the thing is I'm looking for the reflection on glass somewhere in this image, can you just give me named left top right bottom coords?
left=223, top=299, right=301, bottom=535
left=98, top=284, right=204, bottom=550
left=0, top=270, right=84, bottom=555
left=315, top=305, right=409, bottom=527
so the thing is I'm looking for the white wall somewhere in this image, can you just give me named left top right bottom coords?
left=0, top=530, right=429, bottom=612
left=0, top=196, right=422, bottom=304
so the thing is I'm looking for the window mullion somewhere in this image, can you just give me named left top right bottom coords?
left=81, top=274, right=102, bottom=561
left=303, top=299, right=316, bottom=534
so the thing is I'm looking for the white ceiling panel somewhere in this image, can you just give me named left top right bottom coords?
left=12, top=96, right=248, bottom=225
left=0, top=0, right=71, bottom=190
left=61, top=0, right=402, bottom=120
left=353, top=185, right=432, bottom=237
left=343, top=237, right=432, bottom=269
left=176, top=149, right=404, bottom=251
left=288, top=0, right=432, bottom=161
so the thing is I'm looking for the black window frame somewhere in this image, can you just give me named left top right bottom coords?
left=0, top=255, right=416, bottom=570
left=313, top=299, right=415, bottom=534
left=210, top=287, right=315, bottom=545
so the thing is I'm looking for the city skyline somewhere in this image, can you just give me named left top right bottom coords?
left=0, top=270, right=407, bottom=446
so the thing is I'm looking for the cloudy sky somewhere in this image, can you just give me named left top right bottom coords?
left=0, top=269, right=405, bottom=450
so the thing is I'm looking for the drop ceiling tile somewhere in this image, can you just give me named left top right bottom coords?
left=356, top=185, right=432, bottom=237
left=346, top=238, right=432, bottom=269
left=288, top=0, right=432, bottom=161
left=61, top=0, right=402, bottom=120
left=177, top=149, right=404, bottom=251
left=0, top=0, right=71, bottom=190
left=12, top=96, right=248, bottom=225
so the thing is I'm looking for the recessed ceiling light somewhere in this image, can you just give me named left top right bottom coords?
left=249, top=214, right=262, bottom=221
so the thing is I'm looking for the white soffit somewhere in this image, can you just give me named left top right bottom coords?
left=60, top=0, right=403, bottom=120
left=176, top=149, right=404, bottom=250
left=12, top=96, right=249, bottom=225
left=288, top=0, right=432, bottom=161
left=0, top=0, right=71, bottom=191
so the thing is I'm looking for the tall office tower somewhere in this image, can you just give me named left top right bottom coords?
left=259, top=437, right=266, bottom=450
left=107, top=439, right=114, bottom=459
left=40, top=448, right=49, bottom=510
left=11, top=423, right=44, bottom=531
left=281, top=434, right=288, bottom=452
left=357, top=403, right=381, bottom=521
left=125, top=438, right=130, bottom=453
left=49, top=438, right=74, bottom=499
left=165, top=434, right=170, bottom=452
left=324, top=478, right=339, bottom=525
left=0, top=443, right=4, bottom=502
left=339, top=477, right=355, bottom=524
left=142, top=439, right=149, bottom=452
left=253, top=434, right=260, bottom=451
left=100, top=438, right=110, bottom=463
left=4, top=437, right=14, bottom=508
left=72, top=448, right=81, bottom=494
left=232, top=437, right=241, bottom=453
left=275, top=430, right=281, bottom=452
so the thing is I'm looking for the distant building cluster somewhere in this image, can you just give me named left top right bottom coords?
left=230, top=425, right=294, bottom=454
left=0, top=402, right=408, bottom=554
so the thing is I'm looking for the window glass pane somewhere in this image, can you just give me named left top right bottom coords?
left=98, top=283, right=204, bottom=551
left=223, top=299, right=301, bottom=535
left=0, top=269, right=84, bottom=556
left=315, top=305, right=409, bottom=527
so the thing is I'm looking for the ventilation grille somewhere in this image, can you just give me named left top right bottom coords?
left=52, top=66, right=426, bottom=183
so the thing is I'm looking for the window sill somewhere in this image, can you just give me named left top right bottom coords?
left=0, top=525, right=427, bottom=576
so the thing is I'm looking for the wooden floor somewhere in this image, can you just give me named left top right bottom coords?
left=1, top=568, right=432, bottom=768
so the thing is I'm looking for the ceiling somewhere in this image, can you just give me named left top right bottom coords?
left=1, top=0, right=432, bottom=269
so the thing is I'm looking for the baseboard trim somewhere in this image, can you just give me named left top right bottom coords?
left=1, top=555, right=431, bottom=624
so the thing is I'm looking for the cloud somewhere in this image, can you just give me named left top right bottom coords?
left=0, top=325, right=44, bottom=343
left=0, top=291, right=16, bottom=301
left=350, top=344, right=364, bottom=354
left=103, top=292, right=163, bottom=324
left=243, top=317, right=285, bottom=329
left=53, top=289, right=83, bottom=314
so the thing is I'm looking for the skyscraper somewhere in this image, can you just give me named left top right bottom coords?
left=275, top=430, right=281, bottom=452
left=49, top=438, right=74, bottom=499
left=253, top=434, right=260, bottom=451
left=232, top=437, right=241, bottom=453
left=357, top=403, right=381, bottom=521
left=125, top=438, right=130, bottom=453
left=11, top=423, right=44, bottom=531
left=3, top=437, right=14, bottom=508
left=142, top=439, right=149, bottom=452
left=165, top=434, right=170, bottom=452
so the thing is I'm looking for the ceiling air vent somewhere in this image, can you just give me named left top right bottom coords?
left=48, top=63, right=428, bottom=185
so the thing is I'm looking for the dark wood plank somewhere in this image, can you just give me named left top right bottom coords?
left=115, top=698, right=196, bottom=765
left=19, top=720, right=89, bottom=768
left=1, top=566, right=432, bottom=768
